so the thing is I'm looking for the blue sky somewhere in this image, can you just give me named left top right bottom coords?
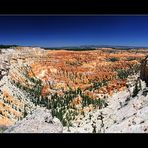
left=0, top=15, right=148, bottom=47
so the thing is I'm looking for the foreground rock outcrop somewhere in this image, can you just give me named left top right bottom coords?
left=140, top=55, right=148, bottom=86
left=63, top=76, right=148, bottom=133
left=4, top=108, right=63, bottom=133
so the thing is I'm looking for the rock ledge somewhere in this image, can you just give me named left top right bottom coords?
left=4, top=107, right=63, bottom=133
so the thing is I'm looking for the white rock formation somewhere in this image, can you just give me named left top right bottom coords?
left=4, top=108, right=63, bottom=133
left=63, top=78, right=148, bottom=133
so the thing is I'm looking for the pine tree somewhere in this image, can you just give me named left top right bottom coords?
left=23, top=105, right=27, bottom=118
left=132, top=80, right=139, bottom=97
left=138, top=78, right=142, bottom=90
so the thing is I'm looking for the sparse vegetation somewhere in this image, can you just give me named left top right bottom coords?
left=132, top=78, right=142, bottom=97
left=14, top=69, right=108, bottom=126
left=117, top=69, right=129, bottom=79
left=127, top=57, right=136, bottom=61
left=108, top=57, right=120, bottom=62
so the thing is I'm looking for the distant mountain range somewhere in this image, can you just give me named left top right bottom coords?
left=1, top=44, right=148, bottom=50
left=79, top=45, right=148, bottom=49
left=43, top=45, right=148, bottom=50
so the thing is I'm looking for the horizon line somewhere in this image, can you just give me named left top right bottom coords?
left=1, top=44, right=148, bottom=48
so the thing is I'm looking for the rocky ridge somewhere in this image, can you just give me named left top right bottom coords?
left=63, top=76, right=148, bottom=133
left=0, top=47, right=42, bottom=126
left=4, top=107, right=63, bottom=133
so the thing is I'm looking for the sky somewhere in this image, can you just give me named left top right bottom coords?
left=0, top=15, right=148, bottom=47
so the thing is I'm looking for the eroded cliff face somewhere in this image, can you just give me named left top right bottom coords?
left=0, top=47, right=42, bottom=127
left=0, top=47, right=148, bottom=133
